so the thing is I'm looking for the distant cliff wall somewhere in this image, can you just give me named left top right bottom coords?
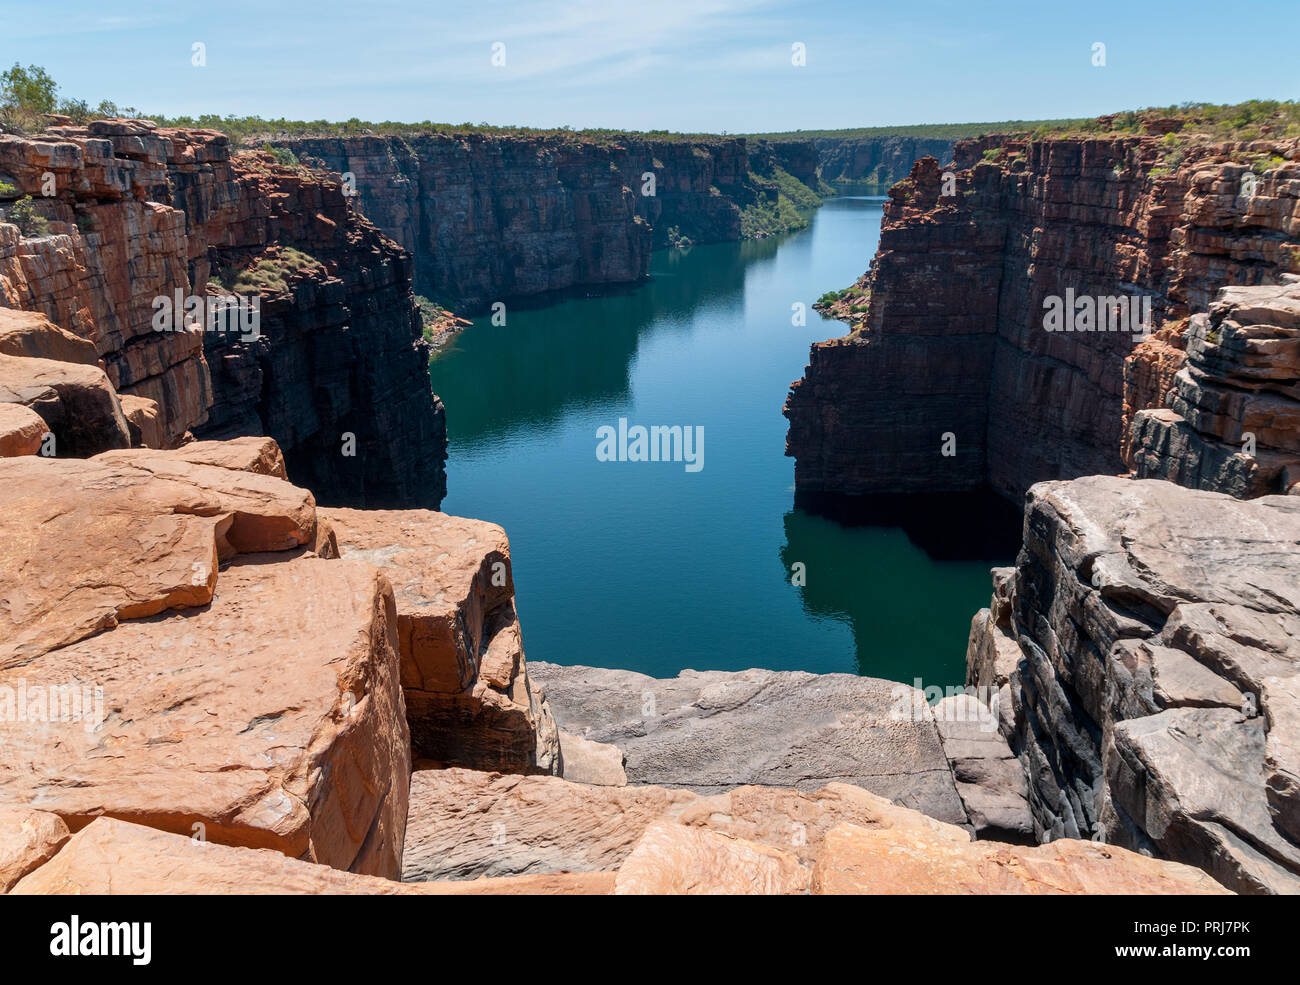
left=785, top=135, right=1300, bottom=503
left=279, top=133, right=824, bottom=312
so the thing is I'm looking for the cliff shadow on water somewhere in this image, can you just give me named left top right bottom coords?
left=780, top=490, right=1022, bottom=683
left=427, top=236, right=778, bottom=446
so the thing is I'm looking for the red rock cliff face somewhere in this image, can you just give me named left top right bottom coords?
left=784, top=136, right=1300, bottom=502
left=279, top=134, right=818, bottom=311
left=0, top=120, right=445, bottom=507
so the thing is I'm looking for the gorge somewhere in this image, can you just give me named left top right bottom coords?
left=1, top=101, right=1297, bottom=898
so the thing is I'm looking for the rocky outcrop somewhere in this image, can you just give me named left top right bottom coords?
left=0, top=120, right=445, bottom=507
left=786, top=136, right=1300, bottom=503
left=323, top=508, right=559, bottom=773
left=531, top=662, right=969, bottom=825
left=814, top=135, right=957, bottom=186
left=966, top=474, right=1300, bottom=894
left=279, top=133, right=822, bottom=310
left=0, top=401, right=45, bottom=455
left=1127, top=279, right=1300, bottom=496
left=0, top=445, right=411, bottom=878
left=0, top=809, right=69, bottom=892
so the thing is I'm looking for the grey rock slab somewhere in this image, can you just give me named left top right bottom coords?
left=529, top=663, right=968, bottom=826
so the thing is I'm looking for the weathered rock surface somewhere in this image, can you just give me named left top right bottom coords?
left=0, top=307, right=97, bottom=364
left=95, top=434, right=289, bottom=478
left=403, top=767, right=976, bottom=883
left=932, top=694, right=1034, bottom=842
left=786, top=137, right=1300, bottom=502
left=0, top=454, right=317, bottom=662
left=0, top=552, right=410, bottom=877
left=966, top=474, right=1300, bottom=894
left=615, top=820, right=810, bottom=894
left=1128, top=279, right=1300, bottom=496
left=117, top=394, right=163, bottom=448
left=403, top=768, right=696, bottom=881
left=556, top=730, right=627, bottom=786
left=810, top=823, right=1229, bottom=895
left=0, top=808, right=69, bottom=893
left=0, top=552, right=409, bottom=877
left=530, top=662, right=967, bottom=824
left=0, top=401, right=46, bottom=456
left=325, top=508, right=558, bottom=773
left=12, top=818, right=611, bottom=895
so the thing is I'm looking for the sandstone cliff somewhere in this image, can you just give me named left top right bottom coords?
left=785, top=135, right=1300, bottom=503
left=277, top=133, right=824, bottom=311
left=0, top=120, right=445, bottom=506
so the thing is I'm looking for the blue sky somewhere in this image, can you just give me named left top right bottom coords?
left=4, top=0, right=1297, bottom=132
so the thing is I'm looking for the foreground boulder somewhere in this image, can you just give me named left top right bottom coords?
left=13, top=818, right=610, bottom=895
left=967, top=474, right=1300, bottom=893
left=0, top=401, right=45, bottom=456
left=0, top=554, right=410, bottom=878
left=931, top=693, right=1034, bottom=842
left=95, top=435, right=289, bottom=478
left=404, top=768, right=696, bottom=880
left=0, top=454, right=317, bottom=663
left=16, top=773, right=1218, bottom=894
left=0, top=808, right=69, bottom=893
left=531, top=663, right=966, bottom=824
left=0, top=351, right=130, bottom=455
left=325, top=508, right=558, bottom=774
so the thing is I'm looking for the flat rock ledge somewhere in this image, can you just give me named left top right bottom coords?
left=530, top=662, right=972, bottom=827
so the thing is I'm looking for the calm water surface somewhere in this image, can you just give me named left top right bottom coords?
left=428, top=197, right=1012, bottom=683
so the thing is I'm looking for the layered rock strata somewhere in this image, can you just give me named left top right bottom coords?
left=786, top=136, right=1300, bottom=503
left=966, top=474, right=1300, bottom=894
left=0, top=120, right=445, bottom=506
left=278, top=133, right=823, bottom=310
left=1127, top=279, right=1300, bottom=496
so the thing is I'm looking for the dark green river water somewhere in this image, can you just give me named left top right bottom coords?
left=428, top=196, right=1015, bottom=685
